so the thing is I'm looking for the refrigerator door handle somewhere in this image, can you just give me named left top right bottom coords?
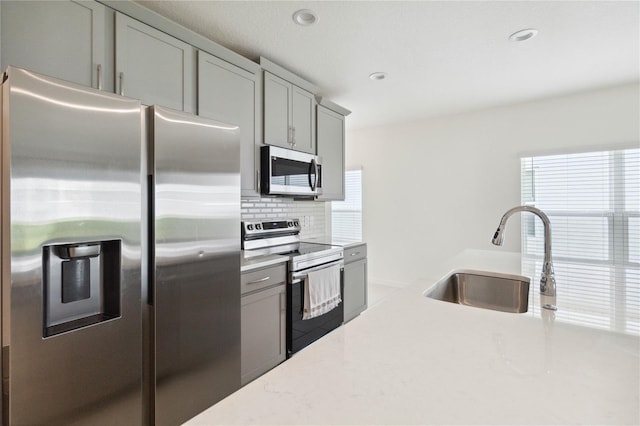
left=147, top=174, right=154, bottom=306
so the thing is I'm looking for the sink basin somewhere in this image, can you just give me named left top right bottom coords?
left=425, top=270, right=530, bottom=313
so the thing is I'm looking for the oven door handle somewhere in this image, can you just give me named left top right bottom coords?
left=291, top=260, right=344, bottom=284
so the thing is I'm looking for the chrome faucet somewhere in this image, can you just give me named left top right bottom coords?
left=492, top=206, right=557, bottom=310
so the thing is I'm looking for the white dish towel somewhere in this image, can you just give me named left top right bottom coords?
left=303, top=264, right=342, bottom=320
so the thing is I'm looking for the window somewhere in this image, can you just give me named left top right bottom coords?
left=331, top=169, right=362, bottom=241
left=521, top=148, right=639, bottom=335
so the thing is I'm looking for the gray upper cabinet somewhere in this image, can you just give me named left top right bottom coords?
left=264, top=71, right=316, bottom=154
left=263, top=72, right=291, bottom=148
left=1, top=1, right=345, bottom=199
left=316, top=105, right=345, bottom=200
left=291, top=87, right=316, bottom=154
left=1, top=0, right=108, bottom=90
left=198, top=50, right=261, bottom=197
left=115, top=12, right=196, bottom=113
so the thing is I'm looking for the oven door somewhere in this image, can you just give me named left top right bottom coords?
left=261, top=145, right=322, bottom=196
left=287, top=260, right=344, bottom=357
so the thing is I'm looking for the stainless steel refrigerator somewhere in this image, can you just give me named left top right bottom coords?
left=0, top=67, right=143, bottom=424
left=1, top=67, right=241, bottom=425
left=147, top=105, right=241, bottom=426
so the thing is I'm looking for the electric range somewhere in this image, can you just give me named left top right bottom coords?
left=241, top=219, right=344, bottom=356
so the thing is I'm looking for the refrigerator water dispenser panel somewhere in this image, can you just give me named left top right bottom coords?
left=43, top=240, right=122, bottom=337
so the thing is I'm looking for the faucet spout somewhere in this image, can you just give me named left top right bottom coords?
left=491, top=206, right=557, bottom=310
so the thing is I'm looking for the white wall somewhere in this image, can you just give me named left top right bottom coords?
left=346, top=83, right=640, bottom=287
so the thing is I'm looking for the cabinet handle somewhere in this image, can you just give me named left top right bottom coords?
left=119, top=72, right=124, bottom=96
left=256, top=169, right=261, bottom=193
left=351, top=252, right=360, bottom=256
left=96, top=64, right=102, bottom=91
left=287, top=126, right=292, bottom=145
left=280, top=291, right=286, bottom=313
left=292, top=126, right=296, bottom=147
left=247, top=276, right=270, bottom=285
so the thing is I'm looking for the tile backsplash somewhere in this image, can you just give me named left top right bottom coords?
left=241, top=197, right=328, bottom=239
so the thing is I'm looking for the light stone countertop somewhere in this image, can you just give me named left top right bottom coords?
left=189, top=249, right=640, bottom=425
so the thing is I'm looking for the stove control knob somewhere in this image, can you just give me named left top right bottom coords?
left=256, top=224, right=262, bottom=230
left=287, top=221, right=293, bottom=227
left=247, top=224, right=254, bottom=231
left=294, top=221, right=299, bottom=227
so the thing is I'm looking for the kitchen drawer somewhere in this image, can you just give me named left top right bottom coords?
left=344, top=244, right=367, bottom=264
left=241, top=263, right=286, bottom=295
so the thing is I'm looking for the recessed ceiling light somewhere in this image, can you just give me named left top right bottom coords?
left=369, top=72, right=387, bottom=81
left=293, top=9, right=318, bottom=26
left=508, top=28, right=538, bottom=42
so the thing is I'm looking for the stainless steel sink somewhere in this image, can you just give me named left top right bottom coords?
left=425, top=270, right=530, bottom=313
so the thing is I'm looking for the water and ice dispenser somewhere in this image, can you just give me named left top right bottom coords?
left=43, top=240, right=121, bottom=337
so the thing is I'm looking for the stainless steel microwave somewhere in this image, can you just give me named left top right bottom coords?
left=260, top=145, right=322, bottom=197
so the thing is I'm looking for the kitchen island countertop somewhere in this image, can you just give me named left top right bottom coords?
left=190, top=249, right=639, bottom=425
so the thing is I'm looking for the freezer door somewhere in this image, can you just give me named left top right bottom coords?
left=150, top=105, right=241, bottom=426
left=1, top=67, right=143, bottom=424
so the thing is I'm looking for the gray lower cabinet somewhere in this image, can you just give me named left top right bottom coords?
left=198, top=51, right=261, bottom=197
left=316, top=105, right=346, bottom=200
left=264, top=71, right=316, bottom=154
left=241, top=263, right=286, bottom=385
left=343, top=244, right=368, bottom=323
left=1, top=0, right=109, bottom=90
left=115, top=12, right=196, bottom=112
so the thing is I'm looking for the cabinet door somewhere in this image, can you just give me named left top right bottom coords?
left=344, top=258, right=368, bottom=323
left=198, top=51, right=259, bottom=197
left=291, top=86, right=316, bottom=154
left=115, top=12, right=195, bottom=112
left=241, top=285, right=286, bottom=385
left=263, top=72, right=291, bottom=149
left=316, top=106, right=345, bottom=200
left=1, top=0, right=107, bottom=90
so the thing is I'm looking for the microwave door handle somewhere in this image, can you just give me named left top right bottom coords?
left=313, top=159, right=319, bottom=190
left=308, top=158, right=318, bottom=191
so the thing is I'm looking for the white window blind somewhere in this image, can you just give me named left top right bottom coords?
left=521, top=148, right=639, bottom=335
left=331, top=169, right=362, bottom=241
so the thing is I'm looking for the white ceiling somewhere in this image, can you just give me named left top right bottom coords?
left=136, top=1, right=640, bottom=130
